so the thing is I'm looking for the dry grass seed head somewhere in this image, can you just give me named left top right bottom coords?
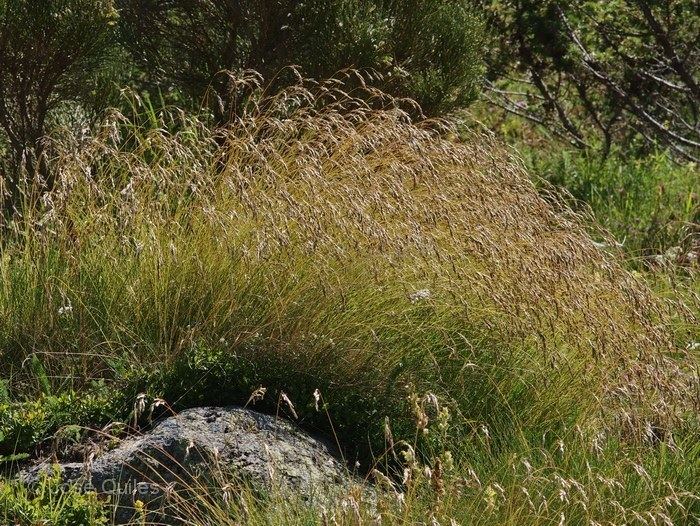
left=29, top=73, right=698, bottom=438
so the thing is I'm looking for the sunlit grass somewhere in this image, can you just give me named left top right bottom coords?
left=0, top=77, right=698, bottom=524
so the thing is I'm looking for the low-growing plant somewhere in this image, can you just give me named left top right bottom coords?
left=0, top=388, right=125, bottom=458
left=0, top=466, right=108, bottom=525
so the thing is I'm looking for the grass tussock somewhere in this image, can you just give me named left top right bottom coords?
left=0, top=77, right=696, bottom=459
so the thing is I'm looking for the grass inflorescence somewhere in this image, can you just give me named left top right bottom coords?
left=0, top=76, right=698, bottom=524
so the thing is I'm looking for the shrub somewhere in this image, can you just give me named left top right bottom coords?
left=0, top=0, right=120, bottom=212
left=480, top=0, right=700, bottom=161
left=116, top=0, right=485, bottom=120
left=0, top=389, right=123, bottom=457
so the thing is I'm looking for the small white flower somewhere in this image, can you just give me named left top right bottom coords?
left=120, top=181, right=134, bottom=197
left=313, top=389, right=321, bottom=411
left=664, top=246, right=682, bottom=259
left=480, top=424, right=490, bottom=438
left=58, top=301, right=73, bottom=317
left=556, top=439, right=565, bottom=454
left=409, top=289, right=431, bottom=303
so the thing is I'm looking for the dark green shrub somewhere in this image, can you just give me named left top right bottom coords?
left=116, top=0, right=485, bottom=120
left=0, top=0, right=120, bottom=210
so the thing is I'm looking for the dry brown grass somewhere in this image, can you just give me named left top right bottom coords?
left=2, top=72, right=695, bottom=442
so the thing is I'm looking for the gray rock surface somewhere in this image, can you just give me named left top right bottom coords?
left=21, top=407, right=363, bottom=524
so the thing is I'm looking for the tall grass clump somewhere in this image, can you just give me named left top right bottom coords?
left=0, top=75, right=695, bottom=461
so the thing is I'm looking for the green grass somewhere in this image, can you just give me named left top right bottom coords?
left=527, top=149, right=699, bottom=261
left=0, top=83, right=698, bottom=524
left=465, top=103, right=699, bottom=264
left=88, top=413, right=697, bottom=525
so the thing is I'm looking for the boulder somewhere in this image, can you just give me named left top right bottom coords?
left=22, top=407, right=364, bottom=524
